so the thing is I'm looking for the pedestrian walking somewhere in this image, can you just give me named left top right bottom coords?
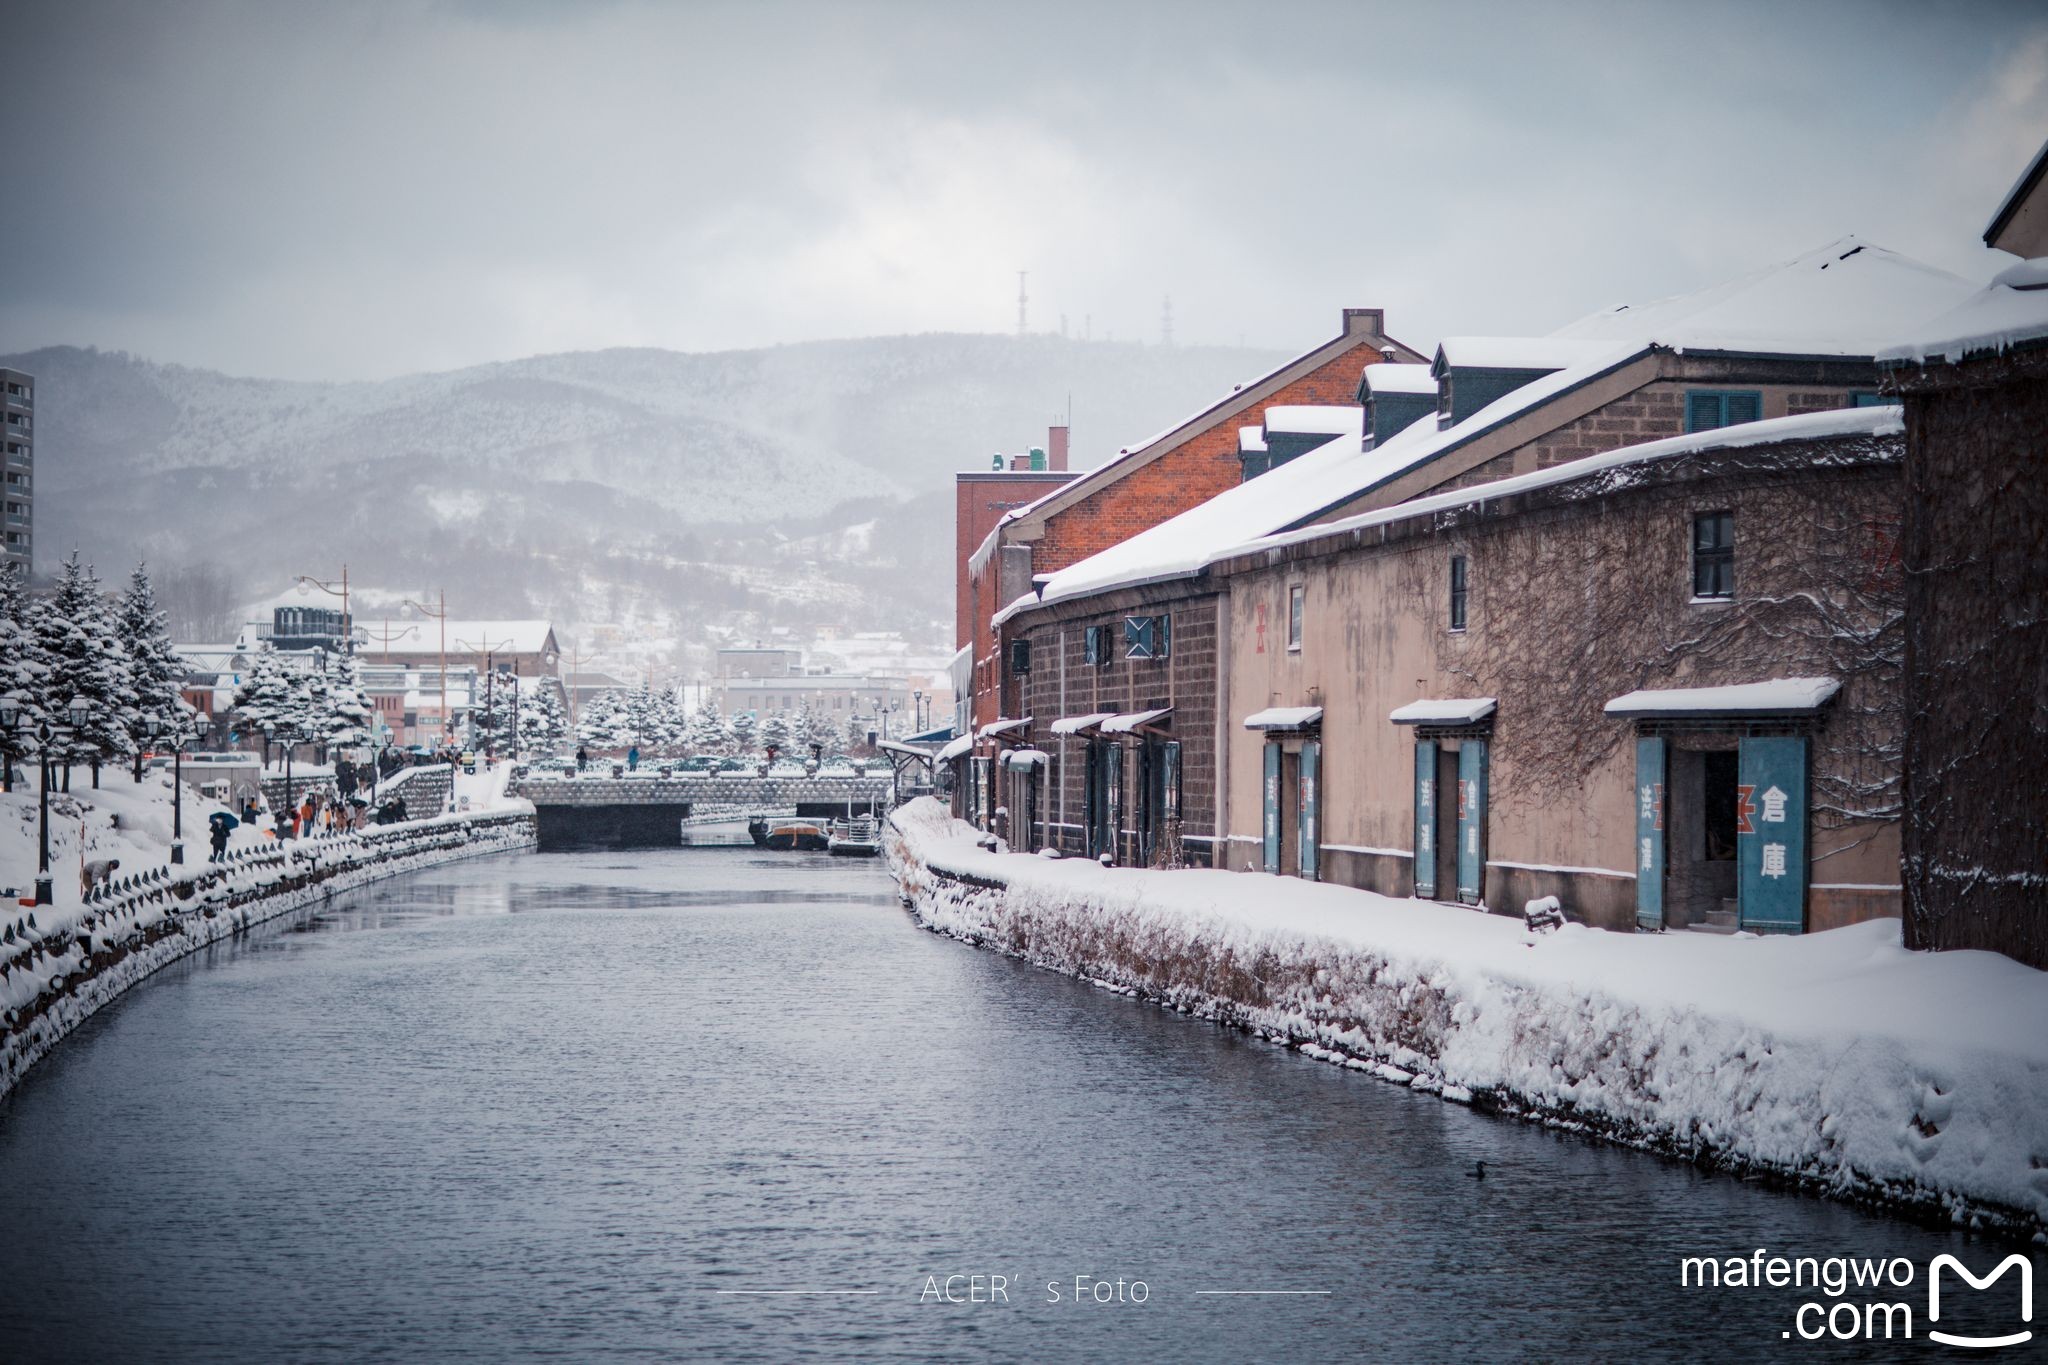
left=577, top=744, right=589, bottom=772
left=628, top=745, right=640, bottom=772
left=208, top=810, right=238, bottom=861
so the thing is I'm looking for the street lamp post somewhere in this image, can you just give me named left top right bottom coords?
left=167, top=713, right=200, bottom=864
left=455, top=635, right=513, bottom=759
left=403, top=591, right=449, bottom=755
left=34, top=718, right=69, bottom=906
left=294, top=566, right=352, bottom=655
left=67, top=695, right=91, bottom=791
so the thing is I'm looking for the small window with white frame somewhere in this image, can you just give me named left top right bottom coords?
left=1287, top=585, right=1304, bottom=652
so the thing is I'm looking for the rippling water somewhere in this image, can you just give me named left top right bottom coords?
left=0, top=850, right=2025, bottom=1361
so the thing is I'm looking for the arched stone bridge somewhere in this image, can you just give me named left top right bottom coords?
left=510, top=772, right=896, bottom=849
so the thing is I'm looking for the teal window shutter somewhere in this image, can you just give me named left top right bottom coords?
left=1413, top=740, right=1438, bottom=898
left=1634, top=736, right=1666, bottom=930
left=1685, top=391, right=1721, bottom=433
left=1686, top=390, right=1765, bottom=432
left=1298, top=740, right=1320, bottom=881
left=1262, top=741, right=1281, bottom=873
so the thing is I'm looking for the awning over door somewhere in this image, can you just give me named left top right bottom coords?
left=1000, top=748, right=1049, bottom=771
left=1243, top=705, right=1323, bottom=732
left=978, top=717, right=1033, bottom=740
left=1602, top=677, right=1840, bottom=720
left=1049, top=712, right=1115, bottom=735
left=1389, top=697, right=1497, bottom=725
left=1101, top=707, right=1172, bottom=734
left=935, top=733, right=973, bottom=762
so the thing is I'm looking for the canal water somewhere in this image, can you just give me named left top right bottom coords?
left=0, top=850, right=2024, bottom=1361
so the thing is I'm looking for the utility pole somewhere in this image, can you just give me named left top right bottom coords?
left=1016, top=270, right=1028, bottom=337
left=403, top=590, right=450, bottom=751
left=456, top=635, right=513, bottom=756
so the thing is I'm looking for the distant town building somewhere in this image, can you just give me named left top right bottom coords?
left=356, top=619, right=560, bottom=678
left=2, top=366, right=34, bottom=574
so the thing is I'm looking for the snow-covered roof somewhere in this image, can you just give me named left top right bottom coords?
left=1238, top=406, right=1904, bottom=565
left=1049, top=712, right=1115, bottom=735
left=1552, top=236, right=1978, bottom=358
left=366, top=620, right=557, bottom=656
left=1361, top=363, right=1436, bottom=395
left=936, top=733, right=973, bottom=762
left=1000, top=244, right=1954, bottom=625
left=1243, top=705, right=1323, bottom=731
left=1602, top=677, right=1841, bottom=718
left=1238, top=425, right=1268, bottom=453
left=1389, top=698, right=1498, bottom=725
left=1434, top=337, right=1613, bottom=372
left=1011, top=430, right=1366, bottom=613
left=1986, top=137, right=2048, bottom=248
left=1101, top=707, right=1172, bottom=733
left=979, top=717, right=1032, bottom=739
left=1263, top=405, right=1365, bottom=437
left=1877, top=258, right=2048, bottom=368
left=965, top=313, right=1421, bottom=568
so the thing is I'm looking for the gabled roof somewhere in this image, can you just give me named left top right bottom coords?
left=368, top=619, right=558, bottom=655
left=1360, top=363, right=1437, bottom=396
left=1014, top=429, right=1365, bottom=612
left=1004, top=405, right=1902, bottom=621
left=968, top=311, right=1423, bottom=571
left=1879, top=258, right=2048, bottom=369
left=1985, top=135, right=2048, bottom=250
left=1433, top=337, right=1612, bottom=373
left=1552, top=235, right=1976, bottom=357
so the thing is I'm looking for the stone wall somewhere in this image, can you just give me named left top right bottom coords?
left=1, top=811, right=536, bottom=1097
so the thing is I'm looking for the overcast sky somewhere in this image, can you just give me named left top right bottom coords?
left=3, top=0, right=2043, bottom=381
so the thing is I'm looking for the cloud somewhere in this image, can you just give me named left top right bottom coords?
left=1, top=0, right=2041, bottom=379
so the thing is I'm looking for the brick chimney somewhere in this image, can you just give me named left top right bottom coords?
left=1342, top=307, right=1384, bottom=338
left=1047, top=424, right=1070, bottom=471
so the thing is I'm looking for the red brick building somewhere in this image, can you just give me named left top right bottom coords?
left=960, top=307, right=1422, bottom=731
left=954, top=428, right=1076, bottom=650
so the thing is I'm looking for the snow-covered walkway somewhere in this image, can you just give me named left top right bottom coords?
left=887, top=799, right=2048, bottom=1239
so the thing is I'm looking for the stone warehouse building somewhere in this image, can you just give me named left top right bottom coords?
left=959, top=238, right=1984, bottom=937
left=1879, top=137, right=2048, bottom=969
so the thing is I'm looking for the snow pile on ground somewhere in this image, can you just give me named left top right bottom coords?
left=887, top=799, right=2048, bottom=1238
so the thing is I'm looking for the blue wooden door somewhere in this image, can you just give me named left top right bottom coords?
left=1413, top=740, right=1438, bottom=898
left=1298, top=740, right=1320, bottom=882
left=1635, top=736, right=1667, bottom=930
left=1456, top=740, right=1488, bottom=905
left=1262, top=741, right=1281, bottom=873
left=1737, top=736, right=1806, bottom=934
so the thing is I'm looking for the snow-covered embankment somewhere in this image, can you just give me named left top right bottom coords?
left=887, top=799, right=2048, bottom=1240
left=2, top=811, right=535, bottom=1097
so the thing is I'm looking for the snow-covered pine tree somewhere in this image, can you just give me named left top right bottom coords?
left=308, top=654, right=376, bottom=756
left=685, top=699, right=726, bottom=756
left=577, top=688, right=627, bottom=750
left=759, top=710, right=791, bottom=756
left=467, top=668, right=516, bottom=754
left=231, top=644, right=316, bottom=756
left=35, top=553, right=138, bottom=779
left=518, top=680, right=569, bottom=754
left=117, top=562, right=192, bottom=775
left=654, top=687, right=690, bottom=754
left=0, top=562, right=48, bottom=781
left=622, top=682, right=660, bottom=748
left=727, top=708, right=758, bottom=754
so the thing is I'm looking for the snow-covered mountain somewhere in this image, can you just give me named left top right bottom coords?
left=7, top=336, right=1286, bottom=655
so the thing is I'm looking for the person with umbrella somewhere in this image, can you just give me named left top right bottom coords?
left=208, top=809, right=238, bottom=862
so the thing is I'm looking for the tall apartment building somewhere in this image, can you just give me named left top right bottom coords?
left=1, top=368, right=33, bottom=575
